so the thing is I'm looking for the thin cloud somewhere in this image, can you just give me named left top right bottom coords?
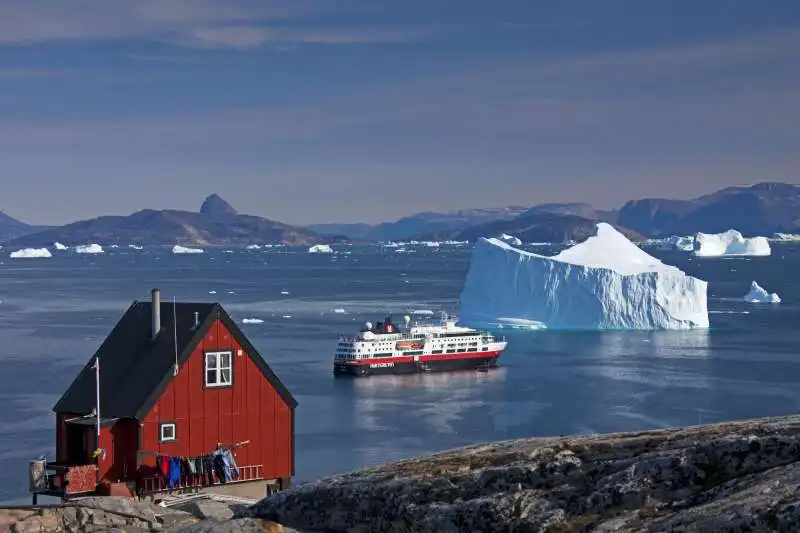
left=0, top=1, right=429, bottom=48
left=0, top=67, right=65, bottom=79
left=125, top=53, right=197, bottom=62
left=1, top=29, right=798, bottom=155
left=175, top=25, right=433, bottom=49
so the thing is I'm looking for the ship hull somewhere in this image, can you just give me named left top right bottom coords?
left=333, top=352, right=501, bottom=377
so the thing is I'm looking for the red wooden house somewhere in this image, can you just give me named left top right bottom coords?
left=35, top=288, right=297, bottom=500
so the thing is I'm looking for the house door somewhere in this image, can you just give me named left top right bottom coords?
left=65, top=424, right=97, bottom=465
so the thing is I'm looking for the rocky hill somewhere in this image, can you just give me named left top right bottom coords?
left=248, top=414, right=800, bottom=532
left=308, top=206, right=530, bottom=241
left=2, top=414, right=800, bottom=532
left=423, top=212, right=641, bottom=243
left=618, top=182, right=800, bottom=238
left=5, top=195, right=339, bottom=247
left=310, top=182, right=800, bottom=242
left=0, top=211, right=51, bottom=242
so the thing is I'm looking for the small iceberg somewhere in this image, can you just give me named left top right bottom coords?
left=308, top=244, right=333, bottom=253
left=499, top=233, right=522, bottom=246
left=743, top=281, right=781, bottom=303
left=693, top=230, right=771, bottom=257
left=10, top=248, right=52, bottom=259
left=771, top=233, right=800, bottom=242
left=242, top=318, right=264, bottom=324
left=129, top=244, right=143, bottom=250
left=280, top=290, right=290, bottom=295
left=173, top=245, right=204, bottom=254
left=658, top=235, right=695, bottom=252
left=53, top=242, right=68, bottom=250
left=333, top=308, right=347, bottom=314
left=246, top=244, right=262, bottom=250
left=75, top=243, right=104, bottom=254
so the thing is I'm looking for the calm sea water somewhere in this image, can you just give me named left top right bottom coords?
left=0, top=243, right=798, bottom=503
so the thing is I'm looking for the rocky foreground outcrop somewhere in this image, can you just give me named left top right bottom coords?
left=0, top=497, right=291, bottom=533
left=245, top=415, right=800, bottom=532
left=4, top=415, right=800, bottom=532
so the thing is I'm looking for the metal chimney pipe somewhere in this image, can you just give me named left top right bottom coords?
left=151, top=288, right=161, bottom=339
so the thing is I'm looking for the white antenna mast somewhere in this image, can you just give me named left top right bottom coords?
left=173, top=296, right=179, bottom=376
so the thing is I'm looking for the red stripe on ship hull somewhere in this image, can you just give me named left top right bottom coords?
left=351, top=350, right=502, bottom=366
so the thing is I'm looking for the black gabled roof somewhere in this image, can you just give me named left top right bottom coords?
left=53, top=299, right=297, bottom=420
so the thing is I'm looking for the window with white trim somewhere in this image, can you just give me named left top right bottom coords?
left=159, top=423, right=176, bottom=442
left=205, top=351, right=233, bottom=387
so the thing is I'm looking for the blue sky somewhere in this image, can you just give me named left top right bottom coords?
left=1, top=0, right=799, bottom=225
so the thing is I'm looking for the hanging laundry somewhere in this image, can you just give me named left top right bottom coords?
left=212, top=451, right=229, bottom=483
left=202, top=455, right=215, bottom=484
left=168, top=457, right=182, bottom=489
left=157, top=455, right=170, bottom=478
left=187, top=457, right=198, bottom=475
left=221, top=449, right=240, bottom=480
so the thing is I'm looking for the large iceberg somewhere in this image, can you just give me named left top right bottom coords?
left=742, top=281, right=781, bottom=303
left=458, top=223, right=709, bottom=330
left=693, top=230, right=770, bottom=257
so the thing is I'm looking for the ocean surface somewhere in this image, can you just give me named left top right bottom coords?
left=0, top=242, right=799, bottom=503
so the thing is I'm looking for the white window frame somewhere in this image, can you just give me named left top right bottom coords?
left=205, top=350, right=233, bottom=387
left=159, top=422, right=176, bottom=442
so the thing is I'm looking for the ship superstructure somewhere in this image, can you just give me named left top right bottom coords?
left=333, top=311, right=506, bottom=376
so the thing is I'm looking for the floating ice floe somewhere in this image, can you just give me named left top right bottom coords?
left=771, top=233, right=800, bottom=242
left=280, top=290, right=290, bottom=295
left=333, top=308, right=347, bottom=314
left=75, top=243, right=104, bottom=254
left=10, top=248, right=52, bottom=259
left=693, top=230, right=770, bottom=257
left=172, top=245, right=204, bottom=254
left=742, top=281, right=781, bottom=303
left=53, top=242, right=68, bottom=250
left=658, top=235, right=695, bottom=252
left=499, top=233, right=522, bottom=246
left=246, top=244, right=262, bottom=250
left=308, top=244, right=333, bottom=253
left=459, top=222, right=709, bottom=330
left=242, top=318, right=264, bottom=324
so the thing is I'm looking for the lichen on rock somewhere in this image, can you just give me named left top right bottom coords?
left=243, top=415, right=800, bottom=532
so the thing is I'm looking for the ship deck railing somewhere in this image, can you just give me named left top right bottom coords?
left=339, top=331, right=496, bottom=343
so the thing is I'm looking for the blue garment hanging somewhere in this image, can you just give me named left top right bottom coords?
left=168, top=457, right=182, bottom=488
left=221, top=449, right=239, bottom=480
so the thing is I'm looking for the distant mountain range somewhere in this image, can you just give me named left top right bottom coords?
left=617, top=182, right=800, bottom=237
left=311, top=182, right=800, bottom=242
left=0, top=212, right=52, bottom=242
left=2, top=182, right=798, bottom=247
left=3, top=195, right=339, bottom=247
left=307, top=206, right=530, bottom=241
